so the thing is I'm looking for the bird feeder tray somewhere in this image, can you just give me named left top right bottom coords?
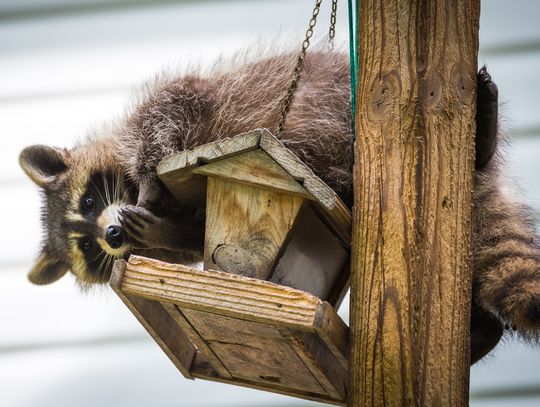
left=110, top=129, right=351, bottom=404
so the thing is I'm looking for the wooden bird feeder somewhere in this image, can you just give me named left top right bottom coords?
left=110, top=129, right=351, bottom=405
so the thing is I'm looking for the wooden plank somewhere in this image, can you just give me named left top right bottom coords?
left=120, top=255, right=324, bottom=328
left=350, top=1, right=479, bottom=405
left=157, top=130, right=261, bottom=207
left=157, top=129, right=352, bottom=248
left=259, top=130, right=352, bottom=247
left=279, top=328, right=347, bottom=401
left=208, top=332, right=324, bottom=394
left=271, top=205, right=349, bottom=302
left=190, top=371, right=345, bottom=406
left=160, top=302, right=233, bottom=379
left=109, top=260, right=196, bottom=379
left=204, top=177, right=303, bottom=279
left=182, top=303, right=347, bottom=398
left=193, top=149, right=312, bottom=199
left=314, top=302, right=349, bottom=370
left=182, top=307, right=284, bottom=342
left=113, top=256, right=350, bottom=405
left=157, top=130, right=262, bottom=183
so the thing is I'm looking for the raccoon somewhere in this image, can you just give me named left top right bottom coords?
left=19, top=51, right=540, bottom=364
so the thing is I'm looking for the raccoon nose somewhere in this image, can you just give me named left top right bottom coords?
left=105, top=225, right=124, bottom=249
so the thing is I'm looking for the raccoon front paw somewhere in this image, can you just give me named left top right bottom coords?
left=475, top=66, right=499, bottom=170
left=119, top=205, right=179, bottom=251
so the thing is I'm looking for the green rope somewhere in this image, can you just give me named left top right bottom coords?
left=348, top=0, right=358, bottom=141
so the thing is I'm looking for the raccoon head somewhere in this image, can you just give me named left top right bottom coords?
left=20, top=141, right=137, bottom=287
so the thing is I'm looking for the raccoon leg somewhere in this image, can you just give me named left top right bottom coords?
left=120, top=205, right=204, bottom=252
left=469, top=67, right=506, bottom=363
left=136, top=176, right=163, bottom=210
left=475, top=66, right=499, bottom=170
left=472, top=66, right=540, bottom=341
left=470, top=296, right=504, bottom=364
left=473, top=183, right=540, bottom=340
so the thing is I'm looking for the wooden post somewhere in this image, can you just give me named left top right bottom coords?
left=349, top=1, right=480, bottom=406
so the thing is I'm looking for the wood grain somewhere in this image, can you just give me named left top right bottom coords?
left=259, top=130, right=352, bottom=246
left=113, top=255, right=350, bottom=405
left=280, top=328, right=347, bottom=400
left=349, top=1, right=479, bottom=406
left=193, top=149, right=312, bottom=199
left=157, top=130, right=261, bottom=207
left=204, top=177, right=303, bottom=279
left=161, top=302, right=233, bottom=379
left=110, top=260, right=196, bottom=379
left=157, top=128, right=352, bottom=248
left=120, top=255, right=323, bottom=327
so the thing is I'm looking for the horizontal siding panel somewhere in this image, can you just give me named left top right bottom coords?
left=0, top=265, right=143, bottom=347
left=0, top=341, right=325, bottom=407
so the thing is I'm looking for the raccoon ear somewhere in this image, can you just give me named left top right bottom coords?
left=19, top=145, right=68, bottom=188
left=28, top=252, right=69, bottom=285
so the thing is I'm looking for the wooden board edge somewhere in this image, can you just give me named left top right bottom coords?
left=192, top=156, right=314, bottom=201
left=279, top=327, right=346, bottom=400
left=258, top=130, right=352, bottom=245
left=161, top=302, right=233, bottom=380
left=327, top=261, right=351, bottom=310
left=314, top=302, right=349, bottom=370
left=122, top=256, right=322, bottom=329
left=190, top=371, right=346, bottom=406
left=110, top=260, right=196, bottom=379
left=156, top=129, right=263, bottom=178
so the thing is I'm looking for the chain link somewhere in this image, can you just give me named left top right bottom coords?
left=275, top=0, right=323, bottom=136
left=328, top=0, right=338, bottom=49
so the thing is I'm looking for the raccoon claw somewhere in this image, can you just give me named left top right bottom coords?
left=120, top=206, right=158, bottom=227
left=475, top=66, right=499, bottom=170
left=119, top=205, right=180, bottom=251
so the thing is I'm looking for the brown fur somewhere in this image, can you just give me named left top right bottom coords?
left=20, top=49, right=540, bottom=356
left=116, top=50, right=540, bottom=342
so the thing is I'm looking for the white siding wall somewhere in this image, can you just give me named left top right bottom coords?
left=1, top=1, right=539, bottom=406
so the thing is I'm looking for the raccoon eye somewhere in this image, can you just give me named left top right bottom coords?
left=82, top=239, right=93, bottom=252
left=84, top=195, right=95, bottom=209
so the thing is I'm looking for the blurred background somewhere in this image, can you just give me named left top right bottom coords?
left=1, top=0, right=540, bottom=406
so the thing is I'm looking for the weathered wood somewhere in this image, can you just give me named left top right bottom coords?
left=194, top=149, right=312, bottom=199
left=190, top=372, right=345, bottom=406
left=183, top=308, right=345, bottom=402
left=349, top=1, right=480, bottom=406
left=112, top=255, right=350, bottom=405
left=110, top=260, right=196, bottom=379
left=157, top=128, right=352, bottom=247
left=279, top=328, right=347, bottom=400
left=120, top=255, right=324, bottom=327
left=157, top=130, right=261, bottom=207
left=259, top=131, right=352, bottom=247
left=271, top=205, right=348, bottom=301
left=157, top=130, right=262, bottom=183
left=315, top=302, right=349, bottom=371
left=161, top=302, right=233, bottom=379
left=204, top=177, right=304, bottom=279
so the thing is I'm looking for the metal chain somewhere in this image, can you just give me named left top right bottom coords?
left=275, top=0, right=323, bottom=136
left=328, top=0, right=338, bottom=49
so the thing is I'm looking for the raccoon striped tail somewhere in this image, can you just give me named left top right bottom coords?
left=473, top=170, right=540, bottom=340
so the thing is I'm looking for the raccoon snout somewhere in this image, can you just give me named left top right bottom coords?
left=105, top=225, right=124, bottom=249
